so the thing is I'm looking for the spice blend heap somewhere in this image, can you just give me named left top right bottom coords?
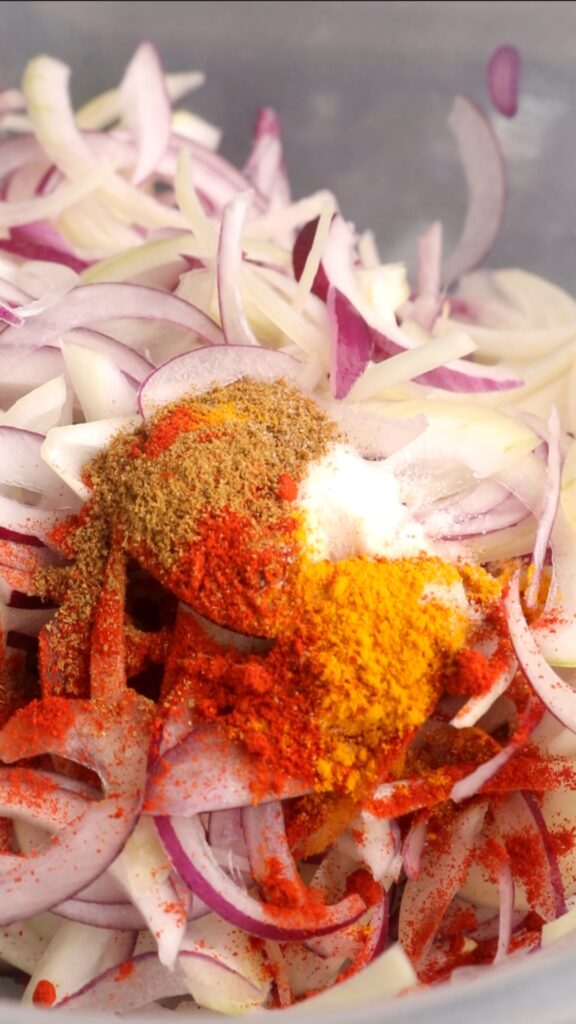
left=32, top=377, right=508, bottom=810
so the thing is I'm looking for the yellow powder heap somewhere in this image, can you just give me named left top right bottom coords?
left=288, top=555, right=481, bottom=795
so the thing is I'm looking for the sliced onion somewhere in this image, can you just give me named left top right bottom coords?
left=59, top=921, right=270, bottom=1014
left=350, top=811, right=401, bottom=884
left=525, top=406, right=562, bottom=608
left=521, top=791, right=566, bottom=918
left=493, top=859, right=514, bottom=964
left=119, top=42, right=171, bottom=186
left=292, top=216, right=331, bottom=302
left=450, top=656, right=517, bottom=728
left=145, top=725, right=309, bottom=817
left=327, top=285, right=373, bottom=399
left=217, top=190, right=259, bottom=346
left=402, top=812, right=429, bottom=881
left=505, top=571, right=576, bottom=731
left=399, top=801, right=487, bottom=964
left=451, top=690, right=543, bottom=803
left=0, top=283, right=224, bottom=367
left=244, top=107, right=290, bottom=211
left=41, top=415, right=142, bottom=502
left=155, top=814, right=365, bottom=940
left=0, top=694, right=149, bottom=924
left=22, top=921, right=135, bottom=1007
left=487, top=45, right=521, bottom=118
left=138, top=345, right=305, bottom=418
left=410, top=220, right=443, bottom=332
left=443, top=95, right=506, bottom=286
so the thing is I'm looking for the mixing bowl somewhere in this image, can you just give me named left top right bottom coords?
left=1, top=1, right=576, bottom=1021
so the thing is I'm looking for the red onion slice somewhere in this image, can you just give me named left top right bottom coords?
left=521, top=790, right=566, bottom=918
left=119, top=42, right=171, bottom=186
left=443, top=95, right=506, bottom=286
left=505, top=571, right=576, bottom=732
left=156, top=814, right=365, bottom=940
left=145, top=725, right=309, bottom=817
left=0, top=425, right=79, bottom=508
left=217, top=190, right=259, bottom=346
left=493, top=792, right=565, bottom=922
left=244, top=107, right=291, bottom=211
left=292, top=216, right=330, bottom=301
left=410, top=221, right=443, bottom=332
left=451, top=690, right=543, bottom=803
left=59, top=929, right=270, bottom=1013
left=0, top=282, right=224, bottom=367
left=0, top=694, right=149, bottom=924
left=138, top=345, right=305, bottom=418
left=350, top=811, right=401, bottom=883
left=402, top=812, right=429, bottom=881
left=450, top=655, right=517, bottom=728
left=327, top=285, right=374, bottom=399
left=487, top=45, right=521, bottom=118
left=242, top=800, right=300, bottom=887
left=525, top=406, right=562, bottom=609
left=399, top=801, right=487, bottom=965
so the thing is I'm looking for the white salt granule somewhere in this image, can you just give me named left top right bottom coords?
left=296, top=444, right=435, bottom=562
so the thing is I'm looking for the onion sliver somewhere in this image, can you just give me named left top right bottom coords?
left=138, top=344, right=305, bottom=418
left=0, top=694, right=148, bottom=924
left=155, top=814, right=365, bottom=940
left=443, top=94, right=506, bottom=286
left=505, top=571, right=576, bottom=732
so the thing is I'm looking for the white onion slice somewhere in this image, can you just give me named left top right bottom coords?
left=216, top=190, right=259, bottom=346
left=505, top=571, right=576, bottom=732
left=42, top=415, right=141, bottom=501
left=399, top=801, right=487, bottom=964
left=119, top=42, right=171, bottom=186
left=443, top=95, right=506, bottom=286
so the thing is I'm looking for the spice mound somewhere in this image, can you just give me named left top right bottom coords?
left=35, top=377, right=502, bottom=801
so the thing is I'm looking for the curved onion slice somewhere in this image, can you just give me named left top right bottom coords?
left=217, top=190, right=259, bottom=345
left=145, top=725, right=309, bottom=817
left=0, top=283, right=224, bottom=365
left=350, top=811, right=401, bottom=884
left=0, top=425, right=78, bottom=506
left=0, top=694, right=149, bottom=924
left=59, top=923, right=270, bottom=1014
left=244, top=107, right=290, bottom=211
left=505, top=571, right=576, bottom=732
left=22, top=922, right=135, bottom=1007
left=399, top=801, right=487, bottom=964
left=119, top=42, right=171, bottom=186
left=525, top=406, right=562, bottom=608
left=109, top=816, right=187, bottom=968
left=62, top=343, right=137, bottom=420
left=138, top=345, right=305, bottom=418
left=155, top=814, right=365, bottom=940
left=443, top=95, right=506, bottom=286
left=42, top=415, right=141, bottom=501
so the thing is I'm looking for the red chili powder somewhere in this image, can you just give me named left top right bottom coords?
left=114, top=960, right=135, bottom=982
left=32, top=979, right=57, bottom=1006
left=345, top=868, right=382, bottom=908
left=277, top=473, right=298, bottom=502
